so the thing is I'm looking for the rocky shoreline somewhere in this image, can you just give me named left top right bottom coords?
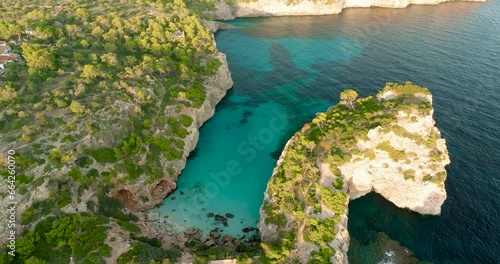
left=210, top=0, right=486, bottom=20
left=111, top=52, right=233, bottom=213
left=99, top=52, right=235, bottom=262
left=137, top=211, right=260, bottom=263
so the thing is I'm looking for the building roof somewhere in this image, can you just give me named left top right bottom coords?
left=0, top=45, right=10, bottom=54
left=0, top=54, right=18, bottom=63
left=173, top=30, right=185, bottom=37
left=0, top=56, right=8, bottom=64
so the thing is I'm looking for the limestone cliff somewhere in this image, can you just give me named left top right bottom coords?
left=340, top=86, right=449, bottom=215
left=215, top=0, right=486, bottom=18
left=111, top=52, right=233, bottom=212
left=258, top=82, right=449, bottom=263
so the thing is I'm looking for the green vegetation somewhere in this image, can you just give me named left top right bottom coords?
left=0, top=0, right=222, bottom=186
left=260, top=83, right=445, bottom=262
left=185, top=240, right=259, bottom=264
left=423, top=171, right=447, bottom=185
left=5, top=214, right=110, bottom=264
left=403, top=169, right=416, bottom=181
left=340, top=89, right=358, bottom=110
left=0, top=0, right=227, bottom=262
left=333, top=177, right=344, bottom=190
left=116, top=242, right=181, bottom=264
left=379, top=81, right=431, bottom=97
left=260, top=231, right=297, bottom=263
left=376, top=141, right=407, bottom=162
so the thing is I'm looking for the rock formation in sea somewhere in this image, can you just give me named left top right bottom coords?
left=212, top=0, right=486, bottom=19
left=258, top=82, right=450, bottom=263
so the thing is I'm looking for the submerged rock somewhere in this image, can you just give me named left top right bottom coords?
left=242, top=227, right=254, bottom=233
left=214, top=214, right=227, bottom=222
left=210, top=231, right=221, bottom=239
left=223, top=234, right=233, bottom=242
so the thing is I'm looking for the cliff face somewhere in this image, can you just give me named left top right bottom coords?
left=339, top=89, right=449, bottom=215
left=112, top=53, right=233, bottom=212
left=216, top=0, right=486, bottom=18
left=258, top=83, right=450, bottom=263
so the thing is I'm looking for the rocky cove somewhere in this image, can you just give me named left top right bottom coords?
left=110, top=52, right=233, bottom=213
left=0, top=0, right=497, bottom=263
left=133, top=80, right=450, bottom=264
left=110, top=1, right=480, bottom=263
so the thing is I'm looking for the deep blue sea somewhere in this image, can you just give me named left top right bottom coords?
left=158, top=1, right=500, bottom=263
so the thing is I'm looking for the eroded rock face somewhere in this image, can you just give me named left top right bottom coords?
left=233, top=0, right=344, bottom=17
left=206, top=1, right=236, bottom=20
left=150, top=180, right=177, bottom=200
left=339, top=93, right=450, bottom=215
left=112, top=53, right=233, bottom=212
left=216, top=0, right=486, bottom=18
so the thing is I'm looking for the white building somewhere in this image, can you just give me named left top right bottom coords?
left=0, top=42, right=19, bottom=72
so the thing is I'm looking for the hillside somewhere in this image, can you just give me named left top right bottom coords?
left=0, top=0, right=233, bottom=263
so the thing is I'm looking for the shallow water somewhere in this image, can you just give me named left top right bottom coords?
left=158, top=1, right=500, bottom=262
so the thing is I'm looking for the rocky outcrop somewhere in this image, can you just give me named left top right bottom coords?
left=206, top=1, right=236, bottom=20
left=336, top=83, right=450, bottom=215
left=339, top=112, right=449, bottom=215
left=258, top=83, right=450, bottom=263
left=214, top=0, right=486, bottom=19
left=112, top=53, right=233, bottom=212
left=233, top=0, right=344, bottom=17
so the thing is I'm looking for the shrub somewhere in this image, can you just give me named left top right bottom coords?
left=86, top=200, right=95, bottom=212
left=87, top=148, right=117, bottom=163
left=179, top=114, right=193, bottom=127
left=75, top=156, right=94, bottom=167
left=68, top=167, right=83, bottom=181
left=260, top=231, right=296, bottom=263
left=69, top=100, right=86, bottom=114
left=16, top=174, right=34, bottom=185
left=376, top=141, right=406, bottom=161
left=319, top=187, right=346, bottom=215
left=142, top=118, right=152, bottom=129
left=333, top=178, right=344, bottom=190
left=403, top=169, right=416, bottom=181
left=309, top=247, right=335, bottom=264
left=86, top=168, right=99, bottom=178
left=363, top=150, right=376, bottom=160
left=116, top=219, right=141, bottom=233
left=98, top=195, right=138, bottom=222
left=132, top=236, right=162, bottom=248
left=117, top=242, right=181, bottom=264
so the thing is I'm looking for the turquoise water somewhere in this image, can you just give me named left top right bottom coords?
left=158, top=1, right=500, bottom=262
